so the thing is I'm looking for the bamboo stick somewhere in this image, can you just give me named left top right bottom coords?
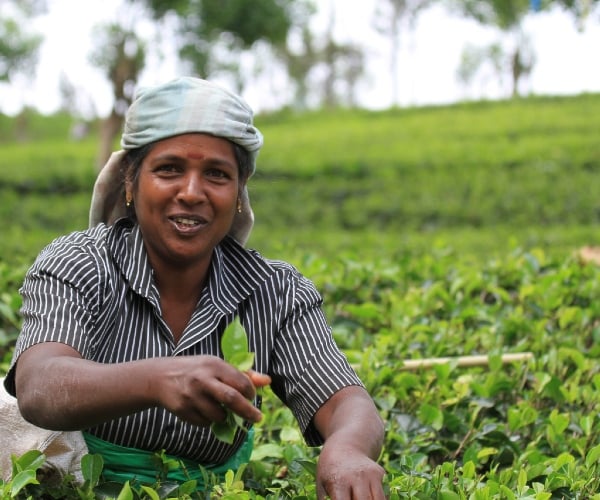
left=399, top=352, right=534, bottom=371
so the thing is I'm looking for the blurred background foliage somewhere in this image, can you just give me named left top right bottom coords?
left=1, top=0, right=599, bottom=166
left=1, top=92, right=598, bottom=268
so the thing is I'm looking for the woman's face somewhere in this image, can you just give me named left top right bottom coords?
left=127, top=133, right=241, bottom=271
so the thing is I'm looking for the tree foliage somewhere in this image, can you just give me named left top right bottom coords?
left=89, top=21, right=146, bottom=168
left=279, top=4, right=365, bottom=110
left=0, top=1, right=45, bottom=82
left=373, top=0, right=437, bottom=105
left=199, top=0, right=292, bottom=46
left=448, top=0, right=546, bottom=97
left=451, top=0, right=600, bottom=28
left=449, top=0, right=600, bottom=98
left=553, top=0, right=600, bottom=28
left=135, top=0, right=311, bottom=83
left=448, top=0, right=534, bottom=29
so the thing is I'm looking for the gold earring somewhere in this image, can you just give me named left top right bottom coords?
left=126, top=193, right=133, bottom=207
left=237, top=198, right=242, bottom=213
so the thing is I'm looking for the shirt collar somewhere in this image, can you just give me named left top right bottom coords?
left=107, top=218, right=158, bottom=305
left=107, top=219, right=275, bottom=313
left=206, top=236, right=276, bottom=314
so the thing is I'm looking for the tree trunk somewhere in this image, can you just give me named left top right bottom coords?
left=511, top=48, right=521, bottom=98
left=96, top=109, right=124, bottom=171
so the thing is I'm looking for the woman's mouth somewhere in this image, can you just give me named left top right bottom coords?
left=174, top=216, right=200, bottom=227
left=170, top=215, right=206, bottom=232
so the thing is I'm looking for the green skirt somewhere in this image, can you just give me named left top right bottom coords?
left=82, top=429, right=254, bottom=490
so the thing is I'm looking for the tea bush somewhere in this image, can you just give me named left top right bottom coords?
left=2, top=248, right=600, bottom=497
left=1, top=94, right=600, bottom=497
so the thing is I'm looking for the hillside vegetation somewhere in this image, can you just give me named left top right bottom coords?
left=2, top=95, right=600, bottom=497
left=1, top=93, right=599, bottom=267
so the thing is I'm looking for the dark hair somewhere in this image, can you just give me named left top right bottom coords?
left=121, top=144, right=153, bottom=221
left=121, top=138, right=251, bottom=220
left=232, top=143, right=252, bottom=182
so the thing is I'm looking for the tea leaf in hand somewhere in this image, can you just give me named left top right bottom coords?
left=211, top=412, right=238, bottom=444
left=211, top=317, right=254, bottom=443
left=221, top=317, right=255, bottom=370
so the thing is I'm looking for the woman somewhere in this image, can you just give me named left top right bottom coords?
left=4, top=77, right=385, bottom=499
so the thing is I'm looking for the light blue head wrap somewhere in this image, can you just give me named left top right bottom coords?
left=121, top=77, right=263, bottom=175
left=90, top=77, right=262, bottom=245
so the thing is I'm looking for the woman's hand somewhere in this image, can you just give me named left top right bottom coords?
left=313, top=386, right=386, bottom=500
left=153, top=356, right=270, bottom=427
left=317, top=443, right=386, bottom=500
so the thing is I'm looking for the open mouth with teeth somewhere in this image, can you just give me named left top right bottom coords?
left=171, top=216, right=205, bottom=229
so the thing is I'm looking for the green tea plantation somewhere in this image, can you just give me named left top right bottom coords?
left=1, top=94, right=600, bottom=498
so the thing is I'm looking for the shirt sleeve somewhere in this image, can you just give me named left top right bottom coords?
left=269, top=269, right=364, bottom=446
left=4, top=239, right=102, bottom=396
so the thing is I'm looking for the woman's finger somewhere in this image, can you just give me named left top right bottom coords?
left=246, top=370, right=271, bottom=388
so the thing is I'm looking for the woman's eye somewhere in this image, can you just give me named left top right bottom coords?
left=155, top=164, right=179, bottom=173
left=207, top=168, right=228, bottom=179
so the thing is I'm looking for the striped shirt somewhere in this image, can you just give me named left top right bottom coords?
left=5, top=218, right=363, bottom=464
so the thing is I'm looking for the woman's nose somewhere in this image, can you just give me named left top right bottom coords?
left=176, top=174, right=206, bottom=204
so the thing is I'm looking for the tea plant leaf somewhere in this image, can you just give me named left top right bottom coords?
left=418, top=403, right=443, bottom=431
left=176, top=480, right=198, bottom=496
left=438, top=491, right=460, bottom=500
left=280, top=425, right=302, bottom=442
left=0, top=302, right=18, bottom=326
left=221, top=317, right=252, bottom=369
left=251, top=443, right=284, bottom=460
left=229, top=351, right=255, bottom=372
left=507, top=402, right=538, bottom=431
left=461, top=461, right=475, bottom=479
left=549, top=410, right=570, bottom=434
left=140, top=485, right=160, bottom=500
left=585, top=444, right=600, bottom=467
left=10, top=469, right=39, bottom=497
left=80, top=453, right=104, bottom=485
left=499, top=485, right=517, bottom=499
left=477, top=447, right=497, bottom=460
left=211, top=317, right=255, bottom=443
left=116, top=481, right=134, bottom=500
left=554, top=452, right=575, bottom=470
left=212, top=409, right=238, bottom=444
left=579, top=415, right=594, bottom=436
left=517, top=467, right=527, bottom=491
left=297, top=459, right=317, bottom=477
left=11, top=449, right=45, bottom=476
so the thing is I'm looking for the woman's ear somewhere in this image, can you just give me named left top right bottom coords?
left=230, top=185, right=254, bottom=245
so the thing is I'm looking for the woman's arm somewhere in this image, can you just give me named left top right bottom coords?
left=15, top=342, right=267, bottom=431
left=312, top=385, right=386, bottom=500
